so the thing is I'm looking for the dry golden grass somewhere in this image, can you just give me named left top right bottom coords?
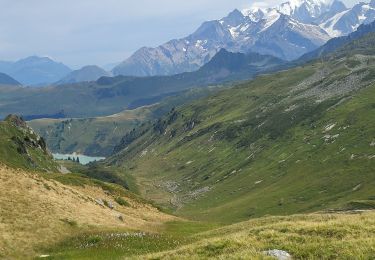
left=0, top=164, right=176, bottom=259
left=139, top=211, right=375, bottom=259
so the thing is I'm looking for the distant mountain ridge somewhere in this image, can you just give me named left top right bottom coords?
left=0, top=50, right=285, bottom=119
left=0, top=56, right=71, bottom=86
left=113, top=0, right=375, bottom=77
left=57, top=65, right=111, bottom=85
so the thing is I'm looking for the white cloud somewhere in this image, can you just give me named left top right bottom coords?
left=250, top=1, right=279, bottom=8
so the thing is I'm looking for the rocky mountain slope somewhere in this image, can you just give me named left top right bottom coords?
left=105, top=33, right=375, bottom=223
left=0, top=56, right=71, bottom=86
left=57, top=65, right=111, bottom=85
left=113, top=0, right=375, bottom=77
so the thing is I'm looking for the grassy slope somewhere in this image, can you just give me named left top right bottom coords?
left=0, top=116, right=177, bottom=259
left=0, top=164, right=176, bottom=259
left=0, top=116, right=59, bottom=172
left=142, top=211, right=375, bottom=259
left=42, top=210, right=375, bottom=259
left=107, top=55, right=375, bottom=223
left=29, top=106, right=153, bottom=157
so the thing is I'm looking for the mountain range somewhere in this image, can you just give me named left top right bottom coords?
left=0, top=49, right=285, bottom=119
left=112, top=0, right=375, bottom=77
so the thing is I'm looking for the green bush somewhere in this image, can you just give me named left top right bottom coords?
left=115, top=197, right=130, bottom=207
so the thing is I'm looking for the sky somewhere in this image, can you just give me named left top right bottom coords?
left=0, top=0, right=360, bottom=69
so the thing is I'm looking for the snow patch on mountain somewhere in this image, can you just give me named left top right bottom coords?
left=321, top=10, right=351, bottom=36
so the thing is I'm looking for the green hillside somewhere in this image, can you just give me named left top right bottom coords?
left=0, top=115, right=59, bottom=172
left=29, top=87, right=221, bottom=156
left=106, top=52, right=375, bottom=223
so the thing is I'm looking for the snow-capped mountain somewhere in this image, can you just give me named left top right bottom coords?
left=113, top=0, right=375, bottom=77
left=320, top=1, right=375, bottom=36
left=113, top=8, right=328, bottom=76
left=276, top=0, right=336, bottom=23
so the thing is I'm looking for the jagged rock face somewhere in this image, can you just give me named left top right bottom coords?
left=113, top=0, right=375, bottom=77
left=5, top=115, right=28, bottom=129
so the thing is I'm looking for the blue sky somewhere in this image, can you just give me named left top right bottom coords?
left=0, top=0, right=359, bottom=68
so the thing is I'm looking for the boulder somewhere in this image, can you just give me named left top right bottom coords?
left=263, top=249, right=292, bottom=260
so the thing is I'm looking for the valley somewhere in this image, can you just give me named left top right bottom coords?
left=105, top=51, right=375, bottom=223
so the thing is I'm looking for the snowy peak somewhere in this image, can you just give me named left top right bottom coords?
left=222, top=9, right=246, bottom=27
left=244, top=0, right=344, bottom=24
left=244, top=7, right=266, bottom=22
left=320, top=1, right=375, bottom=37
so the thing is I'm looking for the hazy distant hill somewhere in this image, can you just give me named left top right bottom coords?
left=0, top=72, right=20, bottom=86
left=57, top=65, right=111, bottom=85
left=0, top=56, right=71, bottom=86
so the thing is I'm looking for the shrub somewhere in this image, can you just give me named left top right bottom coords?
left=115, top=197, right=130, bottom=207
